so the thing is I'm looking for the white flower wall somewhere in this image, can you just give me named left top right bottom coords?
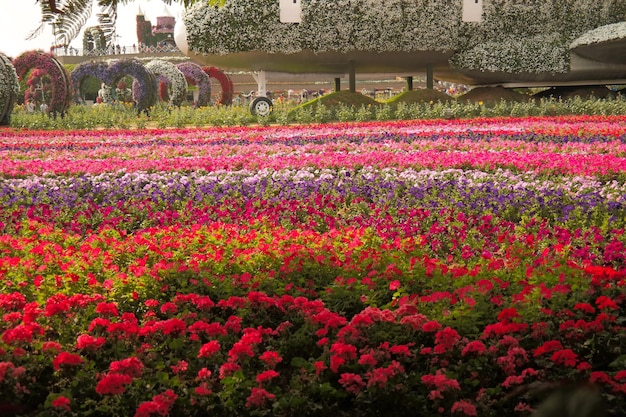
left=183, top=0, right=626, bottom=74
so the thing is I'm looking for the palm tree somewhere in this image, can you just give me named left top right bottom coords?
left=31, top=0, right=201, bottom=48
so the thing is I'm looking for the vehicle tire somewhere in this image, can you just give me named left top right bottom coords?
left=250, top=97, right=273, bottom=116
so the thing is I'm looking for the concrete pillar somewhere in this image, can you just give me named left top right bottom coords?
left=426, top=64, right=433, bottom=90
left=348, top=61, right=356, bottom=93
left=406, top=76, right=413, bottom=91
left=334, top=77, right=341, bottom=92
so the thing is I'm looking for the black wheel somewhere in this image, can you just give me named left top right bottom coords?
left=249, top=97, right=273, bottom=116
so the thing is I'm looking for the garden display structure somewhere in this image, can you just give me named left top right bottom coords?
left=0, top=52, right=235, bottom=119
left=176, top=62, right=212, bottom=108
left=12, top=51, right=72, bottom=118
left=203, top=66, right=234, bottom=106
left=146, top=60, right=189, bottom=108
left=176, top=0, right=626, bottom=114
left=0, top=54, right=19, bottom=126
left=181, top=0, right=626, bottom=80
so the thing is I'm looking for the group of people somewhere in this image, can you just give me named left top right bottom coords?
left=24, top=100, right=48, bottom=114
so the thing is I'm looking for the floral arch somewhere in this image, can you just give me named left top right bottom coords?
left=106, top=59, right=157, bottom=113
left=202, top=66, right=234, bottom=106
left=0, top=53, right=19, bottom=125
left=176, top=62, right=211, bottom=108
left=12, top=51, right=72, bottom=116
left=145, top=60, right=188, bottom=107
left=70, top=61, right=109, bottom=103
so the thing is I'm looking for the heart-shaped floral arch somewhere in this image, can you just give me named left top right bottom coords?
left=70, top=61, right=110, bottom=103
left=105, top=59, right=157, bottom=113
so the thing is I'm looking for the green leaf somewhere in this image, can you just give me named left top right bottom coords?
left=609, top=354, right=626, bottom=369
left=290, top=357, right=311, bottom=370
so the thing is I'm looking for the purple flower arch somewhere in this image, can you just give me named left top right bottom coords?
left=0, top=53, right=19, bottom=125
left=106, top=59, right=157, bottom=112
left=176, top=62, right=211, bottom=108
left=12, top=51, right=72, bottom=116
left=70, top=61, right=110, bottom=103
left=202, top=66, right=234, bottom=106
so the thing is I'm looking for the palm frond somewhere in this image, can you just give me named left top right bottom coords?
left=25, top=23, right=48, bottom=41
left=162, top=0, right=204, bottom=8
left=96, top=0, right=120, bottom=46
left=30, top=0, right=204, bottom=45
left=28, top=0, right=58, bottom=40
left=53, top=0, right=94, bottom=45
left=32, top=0, right=93, bottom=45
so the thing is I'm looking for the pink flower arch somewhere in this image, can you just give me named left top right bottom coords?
left=12, top=51, right=72, bottom=116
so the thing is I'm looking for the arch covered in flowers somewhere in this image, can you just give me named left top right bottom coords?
left=202, top=66, right=234, bottom=106
left=176, top=62, right=211, bottom=108
left=0, top=53, right=19, bottom=125
left=70, top=61, right=109, bottom=103
left=106, top=59, right=157, bottom=113
left=145, top=60, right=187, bottom=107
left=82, top=27, right=106, bottom=54
left=12, top=51, right=71, bottom=116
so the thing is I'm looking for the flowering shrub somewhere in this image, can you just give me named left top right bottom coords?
left=0, top=116, right=625, bottom=416
left=184, top=0, right=626, bottom=73
left=145, top=60, right=188, bottom=107
left=202, top=66, right=234, bottom=105
left=0, top=53, right=19, bottom=125
left=176, top=62, right=211, bottom=107
left=12, top=50, right=71, bottom=116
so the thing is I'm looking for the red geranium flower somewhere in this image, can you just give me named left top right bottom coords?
left=533, top=340, right=563, bottom=357
left=259, top=350, right=282, bottom=368
left=109, top=356, right=144, bottom=378
left=198, top=340, right=221, bottom=358
left=96, top=373, right=132, bottom=395
left=256, top=369, right=279, bottom=384
left=51, top=396, right=71, bottom=411
left=451, top=399, right=477, bottom=416
left=338, top=373, right=366, bottom=394
left=461, top=340, right=486, bottom=356
left=52, top=351, right=83, bottom=371
left=246, top=387, right=276, bottom=408
left=551, top=349, right=578, bottom=367
left=76, top=334, right=106, bottom=350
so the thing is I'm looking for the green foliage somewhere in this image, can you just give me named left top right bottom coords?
left=8, top=94, right=626, bottom=129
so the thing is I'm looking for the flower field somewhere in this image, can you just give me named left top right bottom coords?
left=1, top=115, right=625, bottom=416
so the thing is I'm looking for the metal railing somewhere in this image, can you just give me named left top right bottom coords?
left=53, top=44, right=182, bottom=57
